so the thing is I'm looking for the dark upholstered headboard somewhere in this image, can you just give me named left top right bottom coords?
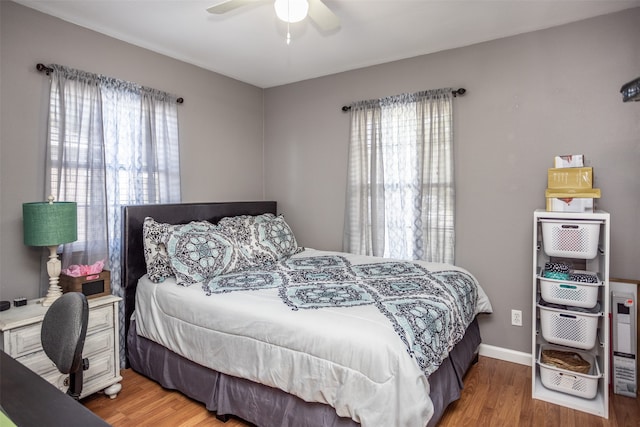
left=121, top=201, right=277, bottom=350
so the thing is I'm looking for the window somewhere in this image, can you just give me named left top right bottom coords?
left=46, top=64, right=181, bottom=365
left=47, top=66, right=180, bottom=266
left=344, top=89, right=455, bottom=263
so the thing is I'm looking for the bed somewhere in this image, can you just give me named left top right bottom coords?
left=122, top=201, right=492, bottom=427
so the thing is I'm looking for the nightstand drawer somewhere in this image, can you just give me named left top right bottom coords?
left=8, top=305, right=113, bottom=359
left=9, top=323, right=42, bottom=358
left=84, top=328, right=114, bottom=357
left=16, top=349, right=57, bottom=376
left=39, top=350, right=117, bottom=398
left=16, top=328, right=114, bottom=377
left=83, top=351, right=117, bottom=396
left=87, top=305, right=113, bottom=335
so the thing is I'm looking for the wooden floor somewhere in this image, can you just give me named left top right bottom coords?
left=83, top=356, right=640, bottom=427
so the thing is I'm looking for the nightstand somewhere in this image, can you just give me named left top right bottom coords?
left=0, top=295, right=123, bottom=399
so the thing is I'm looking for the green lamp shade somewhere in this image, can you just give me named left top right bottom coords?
left=23, top=201, right=77, bottom=247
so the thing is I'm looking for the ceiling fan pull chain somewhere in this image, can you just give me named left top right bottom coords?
left=286, top=21, right=291, bottom=45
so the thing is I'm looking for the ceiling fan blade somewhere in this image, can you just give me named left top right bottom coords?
left=307, top=0, right=340, bottom=31
left=207, top=0, right=261, bottom=14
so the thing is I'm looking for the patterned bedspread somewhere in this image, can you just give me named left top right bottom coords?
left=202, top=253, right=478, bottom=377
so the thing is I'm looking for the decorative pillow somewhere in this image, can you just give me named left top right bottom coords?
left=256, top=215, right=302, bottom=260
left=164, top=226, right=244, bottom=286
left=218, top=213, right=275, bottom=234
left=218, top=213, right=279, bottom=267
left=142, top=217, right=215, bottom=283
left=143, top=217, right=174, bottom=283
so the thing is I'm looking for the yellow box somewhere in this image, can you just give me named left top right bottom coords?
left=545, top=188, right=601, bottom=199
left=545, top=188, right=601, bottom=213
left=547, top=167, right=593, bottom=189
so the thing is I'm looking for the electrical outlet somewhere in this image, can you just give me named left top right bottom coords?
left=511, top=309, right=523, bottom=327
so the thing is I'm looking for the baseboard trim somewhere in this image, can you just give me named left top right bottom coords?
left=478, top=344, right=532, bottom=366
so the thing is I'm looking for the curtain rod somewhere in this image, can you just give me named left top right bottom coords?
left=340, top=88, right=466, bottom=112
left=36, top=63, right=184, bottom=104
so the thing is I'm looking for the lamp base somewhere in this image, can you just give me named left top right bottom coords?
left=42, top=246, right=63, bottom=307
left=41, top=284, right=63, bottom=307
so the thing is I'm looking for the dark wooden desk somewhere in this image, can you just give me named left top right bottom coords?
left=0, top=351, right=110, bottom=426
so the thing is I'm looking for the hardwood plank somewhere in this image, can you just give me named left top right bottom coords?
left=83, top=356, right=640, bottom=426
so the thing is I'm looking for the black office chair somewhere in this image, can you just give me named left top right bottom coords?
left=41, top=292, right=90, bottom=400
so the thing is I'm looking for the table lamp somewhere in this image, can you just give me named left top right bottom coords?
left=23, top=197, right=77, bottom=307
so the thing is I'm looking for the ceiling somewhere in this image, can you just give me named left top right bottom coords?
left=13, top=0, right=640, bottom=88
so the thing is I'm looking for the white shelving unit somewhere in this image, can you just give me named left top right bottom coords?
left=532, top=209, right=610, bottom=418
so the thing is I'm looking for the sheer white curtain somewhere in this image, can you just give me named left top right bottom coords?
left=46, top=64, right=181, bottom=363
left=99, top=79, right=181, bottom=286
left=343, top=88, right=455, bottom=263
left=46, top=66, right=109, bottom=271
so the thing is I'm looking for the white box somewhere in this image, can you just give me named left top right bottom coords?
left=611, top=282, right=638, bottom=397
left=554, top=154, right=584, bottom=168
left=546, top=197, right=594, bottom=213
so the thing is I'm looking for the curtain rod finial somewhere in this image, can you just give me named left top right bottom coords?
left=36, top=63, right=53, bottom=75
left=452, top=88, right=466, bottom=97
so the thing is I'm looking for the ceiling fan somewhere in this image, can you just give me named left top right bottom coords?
left=207, top=0, right=340, bottom=32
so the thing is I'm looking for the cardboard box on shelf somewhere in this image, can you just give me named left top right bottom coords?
left=547, top=167, right=593, bottom=189
left=545, top=188, right=601, bottom=213
left=554, top=154, right=584, bottom=168
left=545, top=188, right=601, bottom=199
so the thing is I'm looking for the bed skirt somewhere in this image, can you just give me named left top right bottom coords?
left=127, top=318, right=480, bottom=427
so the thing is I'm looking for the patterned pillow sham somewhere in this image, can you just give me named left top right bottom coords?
left=218, top=214, right=301, bottom=267
left=145, top=213, right=301, bottom=285
left=256, top=215, right=302, bottom=260
left=217, top=213, right=276, bottom=233
left=142, top=217, right=215, bottom=283
left=218, top=213, right=278, bottom=267
left=163, top=225, right=247, bottom=286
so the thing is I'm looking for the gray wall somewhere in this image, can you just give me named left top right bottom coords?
left=2, top=1, right=639, bottom=356
left=263, top=8, right=640, bottom=353
left=0, top=1, right=265, bottom=302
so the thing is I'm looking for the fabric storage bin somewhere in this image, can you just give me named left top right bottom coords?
left=539, top=272, right=601, bottom=309
left=538, top=301, right=600, bottom=350
left=540, top=219, right=601, bottom=259
left=537, top=345, right=601, bottom=399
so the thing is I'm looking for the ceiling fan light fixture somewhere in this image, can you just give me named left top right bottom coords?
left=274, top=0, right=309, bottom=23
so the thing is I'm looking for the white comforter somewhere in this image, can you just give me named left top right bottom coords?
left=135, top=249, right=492, bottom=427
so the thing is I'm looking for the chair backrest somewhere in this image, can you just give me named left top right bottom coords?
left=41, top=292, right=89, bottom=374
